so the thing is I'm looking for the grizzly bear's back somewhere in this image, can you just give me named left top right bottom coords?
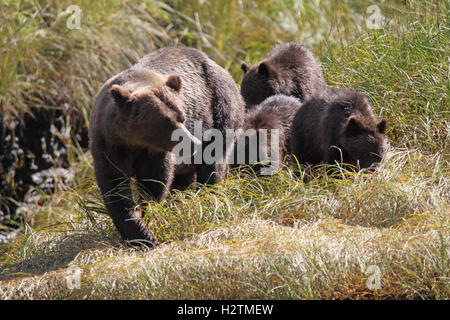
left=265, top=43, right=327, bottom=101
left=244, top=95, right=302, bottom=141
left=135, top=47, right=244, bottom=135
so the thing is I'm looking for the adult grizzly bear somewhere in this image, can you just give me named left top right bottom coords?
left=240, top=42, right=327, bottom=108
left=89, top=47, right=244, bottom=246
left=290, top=89, right=387, bottom=171
left=230, top=95, right=302, bottom=173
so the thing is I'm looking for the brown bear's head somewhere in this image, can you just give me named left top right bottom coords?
left=110, top=75, right=200, bottom=152
left=338, top=115, right=387, bottom=171
left=230, top=109, right=285, bottom=172
left=240, top=61, right=278, bottom=108
left=240, top=43, right=327, bottom=108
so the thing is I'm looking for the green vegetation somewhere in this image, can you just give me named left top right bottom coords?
left=0, top=0, right=448, bottom=299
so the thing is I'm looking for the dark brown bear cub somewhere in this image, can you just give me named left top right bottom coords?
left=89, top=47, right=244, bottom=246
left=240, top=42, right=327, bottom=108
left=230, top=95, right=302, bottom=173
left=290, top=89, right=387, bottom=171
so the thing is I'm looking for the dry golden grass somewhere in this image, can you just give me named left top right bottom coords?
left=0, top=146, right=448, bottom=299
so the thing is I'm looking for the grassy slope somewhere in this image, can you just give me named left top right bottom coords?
left=0, top=0, right=449, bottom=299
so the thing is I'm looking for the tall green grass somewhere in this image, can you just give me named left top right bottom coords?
left=322, top=2, right=449, bottom=154
left=1, top=0, right=169, bottom=121
left=0, top=0, right=369, bottom=119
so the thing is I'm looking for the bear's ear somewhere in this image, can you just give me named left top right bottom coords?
left=345, top=116, right=364, bottom=136
left=258, top=62, right=276, bottom=78
left=241, top=62, right=249, bottom=73
left=110, top=85, right=131, bottom=107
left=378, top=119, right=387, bottom=134
left=166, top=74, right=182, bottom=92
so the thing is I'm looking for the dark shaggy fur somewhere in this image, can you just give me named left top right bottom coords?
left=290, top=89, right=387, bottom=171
left=230, top=95, right=302, bottom=171
left=240, top=42, right=328, bottom=108
left=89, top=47, right=244, bottom=246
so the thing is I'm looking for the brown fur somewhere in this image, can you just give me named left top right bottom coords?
left=290, top=89, right=387, bottom=171
left=230, top=95, right=302, bottom=170
left=89, top=47, right=244, bottom=246
left=240, top=42, right=327, bottom=108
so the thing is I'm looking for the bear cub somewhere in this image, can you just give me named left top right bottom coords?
left=240, top=42, right=328, bottom=108
left=89, top=47, right=244, bottom=246
left=230, top=95, right=302, bottom=173
left=290, top=89, right=387, bottom=171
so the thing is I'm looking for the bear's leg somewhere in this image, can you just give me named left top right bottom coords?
left=134, top=151, right=174, bottom=201
left=171, top=171, right=196, bottom=190
left=195, top=137, right=228, bottom=185
left=93, top=149, right=156, bottom=247
left=196, top=162, right=228, bottom=185
left=196, top=164, right=215, bottom=185
left=324, top=145, right=346, bottom=165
